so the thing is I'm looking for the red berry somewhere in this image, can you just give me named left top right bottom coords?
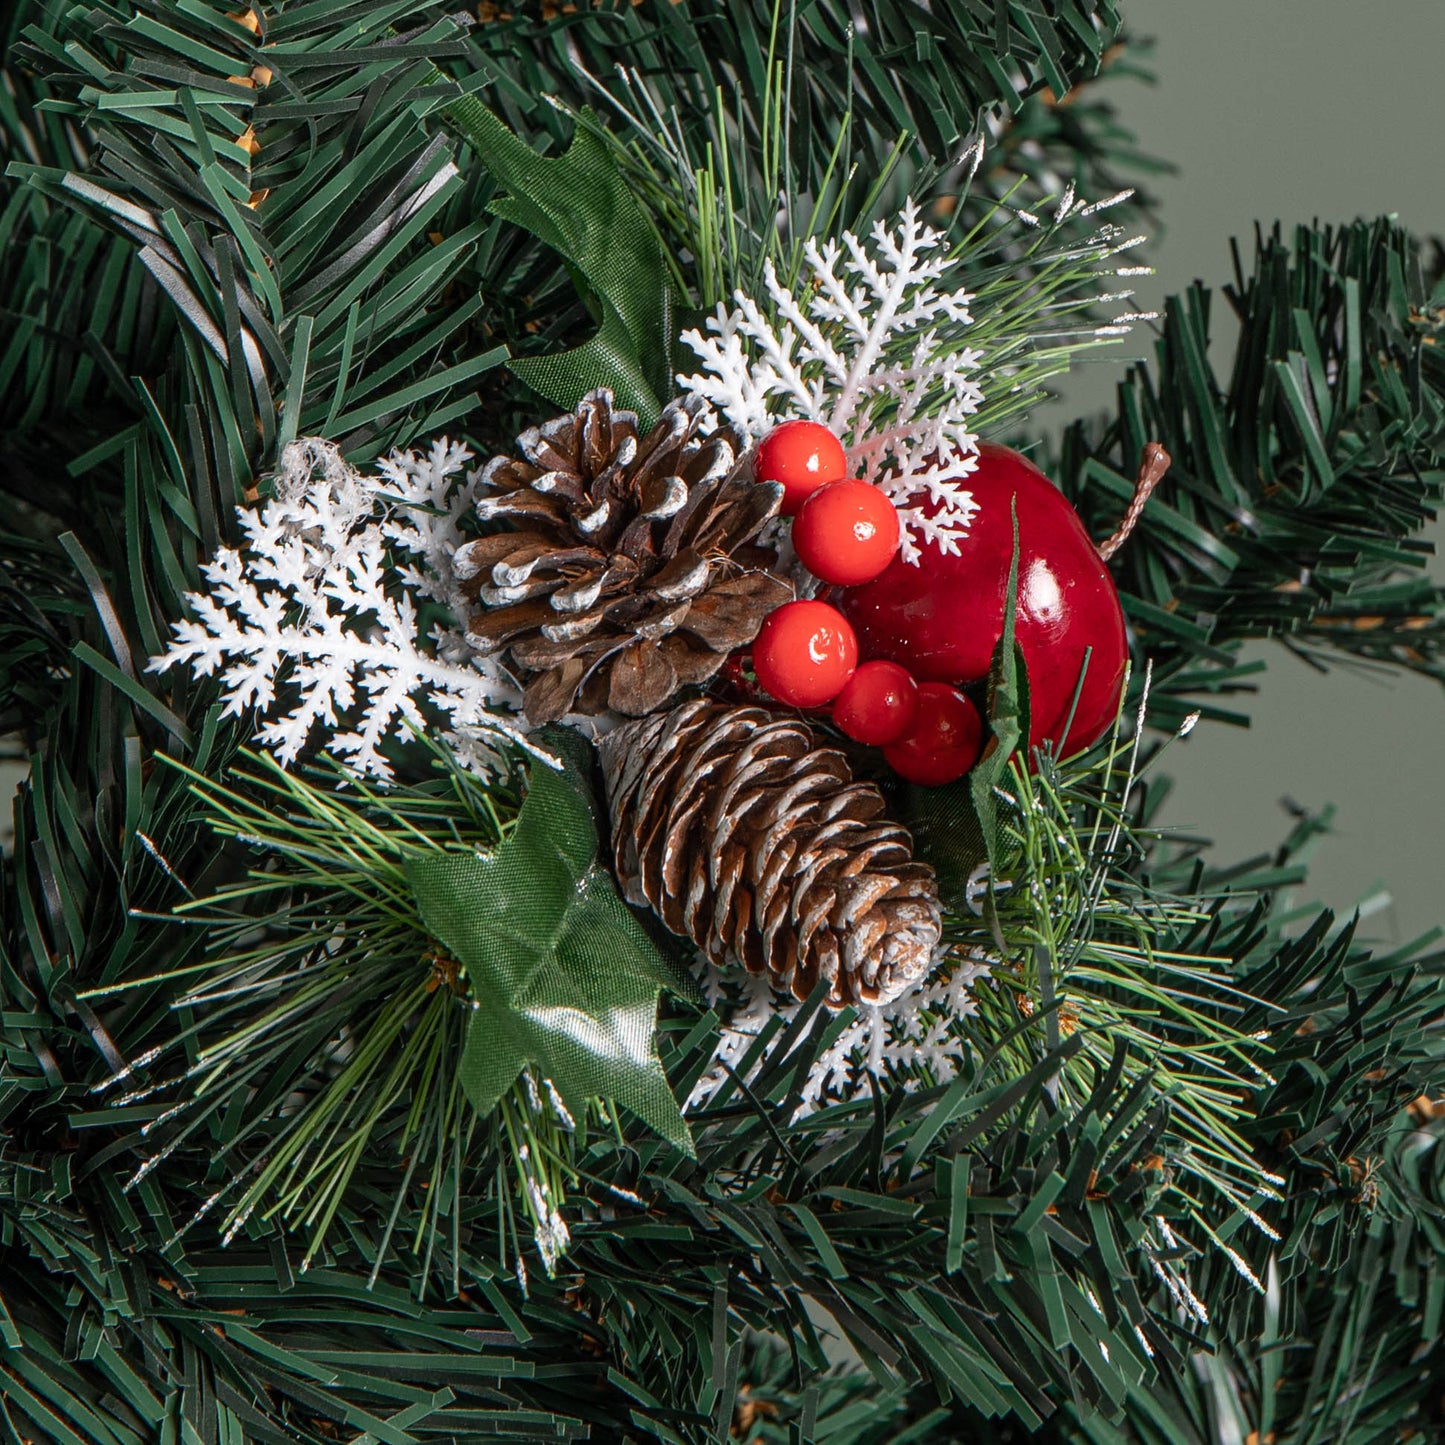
left=884, top=683, right=983, bottom=786
left=752, top=600, right=858, bottom=709
left=841, top=443, right=1127, bottom=757
left=754, top=420, right=847, bottom=517
left=793, top=480, right=901, bottom=586
left=833, top=660, right=919, bottom=745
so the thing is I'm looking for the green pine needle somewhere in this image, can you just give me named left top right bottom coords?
left=81, top=739, right=606, bottom=1281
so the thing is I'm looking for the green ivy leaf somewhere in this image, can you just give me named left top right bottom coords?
left=901, top=503, right=1029, bottom=905
left=405, top=730, right=692, bottom=1153
left=968, top=500, right=1029, bottom=872
left=445, top=96, right=672, bottom=427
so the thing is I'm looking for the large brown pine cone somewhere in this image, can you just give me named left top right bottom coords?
left=600, top=699, right=942, bottom=1008
left=456, top=389, right=791, bottom=724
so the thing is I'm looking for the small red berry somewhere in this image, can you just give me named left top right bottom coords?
left=754, top=420, right=847, bottom=517
left=884, top=683, right=984, bottom=786
left=752, top=600, right=858, bottom=709
left=793, top=480, right=901, bottom=586
left=833, top=660, right=919, bottom=745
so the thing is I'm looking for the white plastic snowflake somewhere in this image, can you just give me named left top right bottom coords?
left=149, top=437, right=527, bottom=781
left=688, top=947, right=994, bottom=1116
left=678, top=200, right=985, bottom=564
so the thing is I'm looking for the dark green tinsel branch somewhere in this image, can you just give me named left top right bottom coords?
left=453, top=0, right=1126, bottom=205
left=1054, top=218, right=1445, bottom=731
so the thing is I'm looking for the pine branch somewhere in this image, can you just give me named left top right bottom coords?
left=0, top=6, right=575, bottom=1437
left=1053, top=1118, right=1445, bottom=1444
left=1055, top=218, right=1445, bottom=731
left=975, top=34, right=1171, bottom=231
left=456, top=0, right=1125, bottom=201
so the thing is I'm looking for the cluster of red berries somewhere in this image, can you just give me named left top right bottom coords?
left=739, top=413, right=1138, bottom=786
left=746, top=420, right=984, bottom=787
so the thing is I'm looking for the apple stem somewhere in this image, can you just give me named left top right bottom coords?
left=1097, top=442, right=1171, bottom=561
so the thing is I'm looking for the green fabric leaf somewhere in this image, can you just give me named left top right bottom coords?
left=897, top=779, right=986, bottom=914
left=968, top=500, right=1029, bottom=872
left=444, top=94, right=672, bottom=427
left=405, top=731, right=692, bottom=1153
left=901, top=503, right=1029, bottom=902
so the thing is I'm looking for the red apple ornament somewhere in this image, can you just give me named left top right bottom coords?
left=841, top=443, right=1128, bottom=757
left=754, top=420, right=847, bottom=516
left=752, top=599, right=858, bottom=709
left=793, top=480, right=901, bottom=586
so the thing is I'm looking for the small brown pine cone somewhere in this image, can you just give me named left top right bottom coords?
left=456, top=388, right=791, bottom=725
left=599, top=699, right=942, bottom=1008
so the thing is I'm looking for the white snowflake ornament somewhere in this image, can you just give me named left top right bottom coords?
left=678, top=200, right=985, bottom=564
left=688, top=945, right=994, bottom=1117
left=149, top=437, right=528, bottom=781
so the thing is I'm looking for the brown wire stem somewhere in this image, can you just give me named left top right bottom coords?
left=1097, top=441, right=1171, bottom=561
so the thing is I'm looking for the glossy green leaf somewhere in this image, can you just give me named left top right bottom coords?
left=900, top=503, right=1029, bottom=902
left=406, top=732, right=691, bottom=1152
left=445, top=97, right=672, bottom=427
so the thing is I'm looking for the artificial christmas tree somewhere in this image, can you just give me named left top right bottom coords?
left=3, top=2, right=1444, bottom=1444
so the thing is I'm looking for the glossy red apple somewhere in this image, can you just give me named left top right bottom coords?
left=839, top=443, right=1127, bottom=757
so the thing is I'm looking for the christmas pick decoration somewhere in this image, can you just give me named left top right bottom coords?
left=405, top=732, right=692, bottom=1153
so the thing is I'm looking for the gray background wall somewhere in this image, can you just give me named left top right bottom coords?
left=1052, top=0, right=1445, bottom=946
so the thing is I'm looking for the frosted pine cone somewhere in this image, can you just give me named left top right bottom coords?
left=456, top=389, right=791, bottom=724
left=599, top=699, right=942, bottom=1008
